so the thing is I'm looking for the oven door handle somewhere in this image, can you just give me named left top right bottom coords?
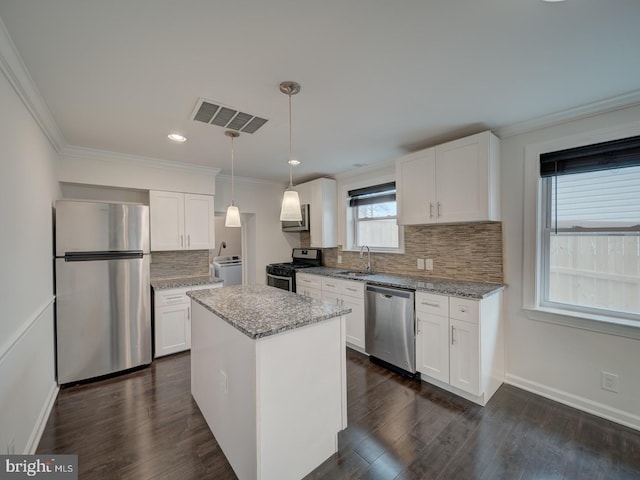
left=267, top=273, right=293, bottom=281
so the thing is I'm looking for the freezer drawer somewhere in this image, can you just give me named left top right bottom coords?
left=55, top=255, right=151, bottom=384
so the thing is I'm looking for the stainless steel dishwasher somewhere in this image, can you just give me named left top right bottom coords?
left=365, top=284, right=416, bottom=375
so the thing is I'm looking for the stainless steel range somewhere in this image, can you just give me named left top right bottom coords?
left=266, top=248, right=322, bottom=292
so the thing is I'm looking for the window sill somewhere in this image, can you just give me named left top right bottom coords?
left=523, top=306, right=640, bottom=340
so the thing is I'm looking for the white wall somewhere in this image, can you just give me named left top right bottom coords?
left=58, top=149, right=218, bottom=195
left=215, top=175, right=299, bottom=285
left=501, top=103, right=640, bottom=430
left=0, top=67, right=61, bottom=453
left=213, top=214, right=242, bottom=257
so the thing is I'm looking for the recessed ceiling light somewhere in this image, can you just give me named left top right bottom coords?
left=168, top=133, right=187, bottom=143
left=288, top=159, right=301, bottom=166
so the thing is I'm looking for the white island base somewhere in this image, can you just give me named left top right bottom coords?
left=191, top=301, right=347, bottom=480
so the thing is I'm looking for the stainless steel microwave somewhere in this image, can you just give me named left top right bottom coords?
left=282, top=204, right=310, bottom=232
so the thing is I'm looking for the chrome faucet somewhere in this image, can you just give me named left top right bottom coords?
left=360, top=245, right=371, bottom=272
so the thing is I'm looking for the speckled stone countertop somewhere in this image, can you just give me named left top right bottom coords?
left=302, top=267, right=505, bottom=299
left=150, top=275, right=223, bottom=290
left=187, top=284, right=352, bottom=339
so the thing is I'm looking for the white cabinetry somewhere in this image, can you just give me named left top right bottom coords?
left=295, top=178, right=337, bottom=248
left=415, top=290, right=503, bottom=406
left=154, top=283, right=222, bottom=357
left=396, top=131, right=500, bottom=225
left=296, top=273, right=366, bottom=352
left=415, top=293, right=450, bottom=383
left=296, top=272, right=322, bottom=300
left=150, top=191, right=215, bottom=251
left=321, top=277, right=366, bottom=352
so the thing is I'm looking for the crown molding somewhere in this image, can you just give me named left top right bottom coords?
left=0, top=16, right=66, bottom=152
left=61, top=145, right=221, bottom=176
left=495, top=89, right=640, bottom=139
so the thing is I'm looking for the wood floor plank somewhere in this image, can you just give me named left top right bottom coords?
left=37, top=349, right=640, bottom=480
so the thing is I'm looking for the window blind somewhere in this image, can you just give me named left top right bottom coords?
left=540, top=134, right=640, bottom=177
left=348, top=182, right=396, bottom=207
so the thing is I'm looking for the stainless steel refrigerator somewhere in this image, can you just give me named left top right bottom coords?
left=54, top=200, right=151, bottom=384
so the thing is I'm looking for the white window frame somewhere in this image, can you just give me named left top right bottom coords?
left=522, top=122, right=640, bottom=340
left=339, top=173, right=404, bottom=253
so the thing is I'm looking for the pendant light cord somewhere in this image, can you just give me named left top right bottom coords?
left=288, top=91, right=294, bottom=189
left=231, top=135, right=235, bottom=205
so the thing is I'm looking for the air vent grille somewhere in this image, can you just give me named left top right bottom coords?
left=191, top=99, right=269, bottom=134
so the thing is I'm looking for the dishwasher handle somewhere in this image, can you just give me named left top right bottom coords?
left=365, top=284, right=414, bottom=300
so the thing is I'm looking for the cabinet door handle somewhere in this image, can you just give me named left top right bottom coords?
left=180, top=234, right=184, bottom=247
left=458, top=306, right=468, bottom=313
left=451, top=325, right=456, bottom=345
left=346, top=287, right=357, bottom=292
left=429, top=202, right=434, bottom=219
left=437, top=202, right=442, bottom=218
left=326, top=283, right=335, bottom=288
left=188, top=234, right=191, bottom=248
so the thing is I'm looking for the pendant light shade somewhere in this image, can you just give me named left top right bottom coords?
left=225, top=205, right=241, bottom=227
left=224, top=130, right=241, bottom=228
left=279, top=81, right=303, bottom=222
left=280, top=189, right=302, bottom=221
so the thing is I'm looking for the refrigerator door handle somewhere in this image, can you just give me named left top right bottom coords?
left=63, top=251, right=144, bottom=262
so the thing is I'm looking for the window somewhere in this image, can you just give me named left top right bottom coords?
left=539, top=135, right=640, bottom=320
left=347, top=182, right=400, bottom=251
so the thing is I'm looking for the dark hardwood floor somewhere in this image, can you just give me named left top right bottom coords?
left=38, top=350, right=640, bottom=479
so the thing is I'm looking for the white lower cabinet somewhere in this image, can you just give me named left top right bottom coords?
left=154, top=283, right=222, bottom=358
left=416, top=290, right=503, bottom=406
left=297, top=273, right=366, bottom=352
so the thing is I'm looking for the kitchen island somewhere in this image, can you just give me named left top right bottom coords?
left=187, top=285, right=351, bottom=480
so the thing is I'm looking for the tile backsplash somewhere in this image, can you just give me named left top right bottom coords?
left=150, top=250, right=211, bottom=279
left=310, top=222, right=503, bottom=283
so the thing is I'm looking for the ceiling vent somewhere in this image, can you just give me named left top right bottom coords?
left=191, top=98, right=269, bottom=134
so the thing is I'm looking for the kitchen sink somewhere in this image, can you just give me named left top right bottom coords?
left=337, top=270, right=375, bottom=277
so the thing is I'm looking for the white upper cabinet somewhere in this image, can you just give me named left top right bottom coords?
left=396, top=131, right=500, bottom=225
left=150, top=191, right=215, bottom=251
left=184, top=194, right=215, bottom=250
left=296, top=178, right=337, bottom=248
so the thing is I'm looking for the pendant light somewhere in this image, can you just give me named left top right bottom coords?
left=224, top=130, right=241, bottom=227
left=279, top=81, right=303, bottom=221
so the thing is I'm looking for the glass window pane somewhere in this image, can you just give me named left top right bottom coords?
left=357, top=219, right=399, bottom=249
left=357, top=201, right=397, bottom=219
left=543, top=165, right=640, bottom=317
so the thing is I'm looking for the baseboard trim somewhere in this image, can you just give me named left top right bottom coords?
left=505, top=373, right=640, bottom=431
left=26, top=382, right=59, bottom=454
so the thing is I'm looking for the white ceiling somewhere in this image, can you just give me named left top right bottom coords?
left=0, top=0, right=639, bottom=183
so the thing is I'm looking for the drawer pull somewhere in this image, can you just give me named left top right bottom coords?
left=165, top=295, right=185, bottom=301
left=458, top=306, right=468, bottom=313
left=346, top=287, right=357, bottom=292
left=421, top=301, right=440, bottom=308
left=326, top=283, right=335, bottom=288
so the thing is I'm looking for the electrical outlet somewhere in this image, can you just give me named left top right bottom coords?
left=7, top=437, right=14, bottom=454
left=337, top=255, right=342, bottom=264
left=601, top=371, right=619, bottom=393
left=417, top=258, right=425, bottom=270
left=425, top=259, right=433, bottom=270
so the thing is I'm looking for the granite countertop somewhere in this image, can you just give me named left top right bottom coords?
left=150, top=274, right=223, bottom=290
left=301, top=267, right=505, bottom=299
left=187, top=284, right=352, bottom=339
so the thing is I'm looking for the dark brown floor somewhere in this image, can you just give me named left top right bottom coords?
left=38, top=350, right=640, bottom=479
